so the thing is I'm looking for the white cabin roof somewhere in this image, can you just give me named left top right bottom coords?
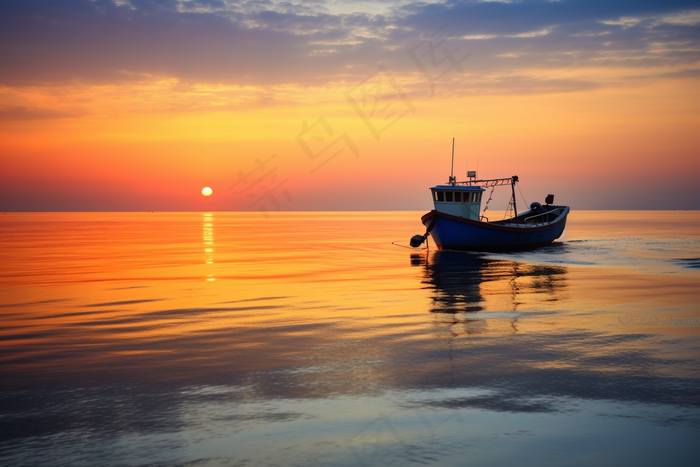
left=430, top=185, right=485, bottom=192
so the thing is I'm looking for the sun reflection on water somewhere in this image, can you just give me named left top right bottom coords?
left=203, top=213, right=215, bottom=281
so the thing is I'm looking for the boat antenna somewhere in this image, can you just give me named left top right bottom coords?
left=449, top=137, right=456, bottom=185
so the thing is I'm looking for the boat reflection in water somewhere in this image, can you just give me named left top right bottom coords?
left=413, top=249, right=568, bottom=334
left=411, top=248, right=574, bottom=390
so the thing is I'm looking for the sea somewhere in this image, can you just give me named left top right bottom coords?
left=1, top=211, right=699, bottom=466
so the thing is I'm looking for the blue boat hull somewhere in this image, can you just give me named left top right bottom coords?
left=421, top=206, right=569, bottom=252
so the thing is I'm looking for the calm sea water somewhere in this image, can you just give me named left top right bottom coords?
left=1, top=211, right=699, bottom=466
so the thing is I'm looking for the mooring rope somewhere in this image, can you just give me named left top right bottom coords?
left=392, top=242, right=427, bottom=250
left=517, top=183, right=529, bottom=210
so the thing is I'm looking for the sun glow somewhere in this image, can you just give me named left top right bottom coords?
left=201, top=187, right=213, bottom=196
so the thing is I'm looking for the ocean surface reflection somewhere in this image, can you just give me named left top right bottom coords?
left=418, top=250, right=568, bottom=314
left=1, top=211, right=699, bottom=466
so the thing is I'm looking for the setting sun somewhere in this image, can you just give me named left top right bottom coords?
left=201, top=187, right=213, bottom=197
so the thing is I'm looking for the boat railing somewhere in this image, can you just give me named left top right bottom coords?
left=452, top=177, right=513, bottom=188
left=524, top=207, right=564, bottom=225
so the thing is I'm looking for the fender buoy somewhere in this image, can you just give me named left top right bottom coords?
left=410, top=215, right=438, bottom=248
left=530, top=202, right=544, bottom=213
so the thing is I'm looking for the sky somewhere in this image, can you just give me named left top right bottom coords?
left=1, top=0, right=699, bottom=212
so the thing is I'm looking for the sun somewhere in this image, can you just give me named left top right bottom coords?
left=201, top=187, right=213, bottom=197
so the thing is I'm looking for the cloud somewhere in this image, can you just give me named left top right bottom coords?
left=0, top=0, right=698, bottom=97
left=0, top=106, right=83, bottom=121
left=0, top=0, right=319, bottom=86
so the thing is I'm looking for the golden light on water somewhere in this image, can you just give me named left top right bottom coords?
left=203, top=213, right=214, bottom=279
left=1, top=211, right=700, bottom=465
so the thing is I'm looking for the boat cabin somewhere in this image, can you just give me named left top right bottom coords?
left=430, top=185, right=485, bottom=220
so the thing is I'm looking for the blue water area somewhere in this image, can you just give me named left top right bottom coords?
left=1, top=212, right=699, bottom=466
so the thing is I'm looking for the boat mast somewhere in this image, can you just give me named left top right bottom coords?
left=511, top=175, right=519, bottom=217
left=449, top=138, right=456, bottom=185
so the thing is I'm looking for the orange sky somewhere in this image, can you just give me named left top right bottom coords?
left=1, top=0, right=699, bottom=211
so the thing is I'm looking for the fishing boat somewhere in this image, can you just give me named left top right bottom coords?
left=410, top=141, right=570, bottom=252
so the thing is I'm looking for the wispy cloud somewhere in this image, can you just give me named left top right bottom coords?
left=0, top=106, right=83, bottom=121
left=0, top=0, right=698, bottom=108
